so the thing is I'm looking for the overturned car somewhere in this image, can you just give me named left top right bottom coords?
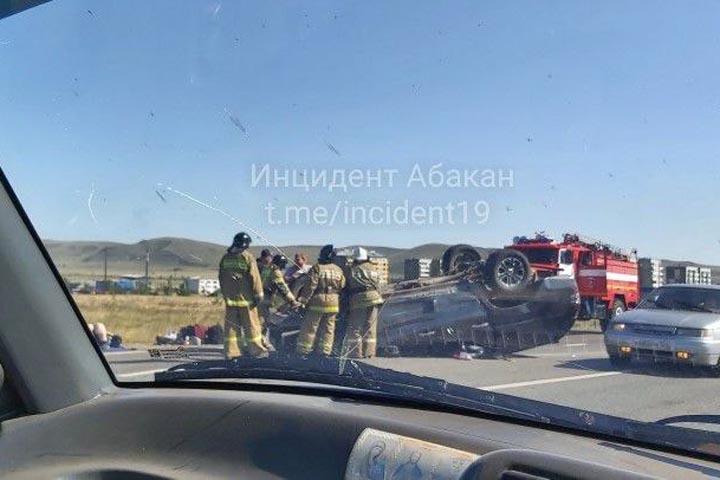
left=268, top=246, right=579, bottom=357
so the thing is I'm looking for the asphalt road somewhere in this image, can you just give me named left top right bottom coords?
left=105, top=332, right=720, bottom=428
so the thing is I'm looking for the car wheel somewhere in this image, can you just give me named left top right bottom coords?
left=441, top=244, right=481, bottom=274
left=710, top=359, right=720, bottom=377
left=485, top=249, right=532, bottom=293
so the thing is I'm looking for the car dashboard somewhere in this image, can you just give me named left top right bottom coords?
left=0, top=386, right=715, bottom=480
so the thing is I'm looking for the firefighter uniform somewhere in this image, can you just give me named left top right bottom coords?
left=297, top=262, right=346, bottom=356
left=257, top=263, right=276, bottom=349
left=218, top=249, right=268, bottom=358
left=343, top=262, right=384, bottom=358
left=260, top=264, right=299, bottom=324
left=265, top=264, right=298, bottom=307
left=259, top=263, right=273, bottom=286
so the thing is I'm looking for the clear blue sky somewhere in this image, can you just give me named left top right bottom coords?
left=1, top=0, right=720, bottom=262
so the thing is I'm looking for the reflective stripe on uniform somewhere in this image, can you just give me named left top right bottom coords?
left=226, top=298, right=250, bottom=307
left=221, top=257, right=249, bottom=271
left=297, top=340, right=314, bottom=353
left=307, top=305, right=340, bottom=313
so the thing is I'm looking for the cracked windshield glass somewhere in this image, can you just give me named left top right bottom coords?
left=3, top=0, right=720, bottom=454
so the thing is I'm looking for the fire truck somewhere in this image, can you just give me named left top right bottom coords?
left=508, top=233, right=640, bottom=330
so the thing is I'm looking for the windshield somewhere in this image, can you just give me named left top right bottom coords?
left=639, top=287, right=720, bottom=313
left=516, top=248, right=559, bottom=265
left=3, top=0, right=720, bottom=456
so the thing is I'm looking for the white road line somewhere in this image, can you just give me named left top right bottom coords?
left=562, top=343, right=587, bottom=347
left=480, top=371, right=622, bottom=391
left=527, top=351, right=605, bottom=357
left=116, top=368, right=167, bottom=379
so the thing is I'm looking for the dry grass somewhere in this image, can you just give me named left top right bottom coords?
left=72, top=294, right=226, bottom=344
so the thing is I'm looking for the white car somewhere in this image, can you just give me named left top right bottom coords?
left=605, top=285, right=720, bottom=368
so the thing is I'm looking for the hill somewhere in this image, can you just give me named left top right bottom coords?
left=43, top=237, right=720, bottom=285
left=42, top=237, right=494, bottom=282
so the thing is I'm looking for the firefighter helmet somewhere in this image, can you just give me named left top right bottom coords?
left=231, top=232, right=252, bottom=249
left=353, top=246, right=369, bottom=262
left=272, top=254, right=289, bottom=269
left=318, top=244, right=336, bottom=263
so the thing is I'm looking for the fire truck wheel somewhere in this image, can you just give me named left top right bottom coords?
left=611, top=298, right=627, bottom=318
left=441, top=244, right=482, bottom=274
left=485, top=249, right=532, bottom=293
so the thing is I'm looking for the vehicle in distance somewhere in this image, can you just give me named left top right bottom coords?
left=270, top=246, right=580, bottom=357
left=604, top=284, right=720, bottom=369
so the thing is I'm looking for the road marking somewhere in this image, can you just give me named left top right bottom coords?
left=562, top=343, right=587, bottom=347
left=116, top=368, right=167, bottom=379
left=526, top=351, right=605, bottom=358
left=480, top=371, right=622, bottom=391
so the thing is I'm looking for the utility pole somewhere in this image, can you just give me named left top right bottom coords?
left=103, top=247, right=108, bottom=283
left=144, top=248, right=150, bottom=292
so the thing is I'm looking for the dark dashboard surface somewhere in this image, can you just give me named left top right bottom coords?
left=0, top=387, right=716, bottom=479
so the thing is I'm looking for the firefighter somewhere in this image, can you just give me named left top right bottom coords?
left=257, top=249, right=273, bottom=290
left=218, top=232, right=268, bottom=359
left=265, top=254, right=303, bottom=309
left=259, top=254, right=303, bottom=346
left=296, top=244, right=346, bottom=357
left=256, top=249, right=280, bottom=351
left=342, top=247, right=384, bottom=358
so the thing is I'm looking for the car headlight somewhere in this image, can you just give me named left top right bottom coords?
left=611, top=322, right=626, bottom=331
left=675, top=328, right=712, bottom=337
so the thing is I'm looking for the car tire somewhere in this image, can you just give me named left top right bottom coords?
left=441, top=244, right=481, bottom=274
left=710, top=359, right=720, bottom=377
left=485, top=249, right=532, bottom=293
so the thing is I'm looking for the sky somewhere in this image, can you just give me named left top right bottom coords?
left=1, top=0, right=720, bottom=262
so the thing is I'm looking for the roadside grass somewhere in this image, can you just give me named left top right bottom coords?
left=72, top=293, right=602, bottom=344
left=571, top=318, right=603, bottom=333
left=72, top=294, right=225, bottom=344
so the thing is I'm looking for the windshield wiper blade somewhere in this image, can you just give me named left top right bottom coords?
left=656, top=415, right=720, bottom=427
left=157, top=355, right=544, bottom=420
left=156, top=356, right=720, bottom=457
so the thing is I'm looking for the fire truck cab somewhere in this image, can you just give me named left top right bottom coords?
left=508, top=233, right=640, bottom=331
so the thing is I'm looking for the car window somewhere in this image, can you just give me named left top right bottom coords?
left=4, top=0, right=720, bottom=456
left=640, top=287, right=720, bottom=313
left=560, top=250, right=574, bottom=265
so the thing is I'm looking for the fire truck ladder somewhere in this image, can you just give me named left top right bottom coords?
left=562, top=233, right=637, bottom=261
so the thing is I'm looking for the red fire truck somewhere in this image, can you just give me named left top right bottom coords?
left=508, top=233, right=640, bottom=330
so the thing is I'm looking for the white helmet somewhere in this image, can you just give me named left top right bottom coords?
left=353, top=246, right=369, bottom=262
